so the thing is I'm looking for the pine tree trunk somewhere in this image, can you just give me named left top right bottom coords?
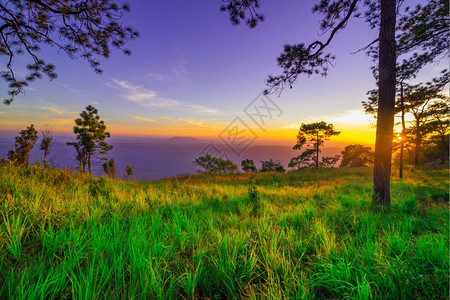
left=44, top=149, right=48, bottom=168
left=315, top=132, right=319, bottom=170
left=88, top=152, right=92, bottom=174
left=373, top=0, right=396, bottom=206
left=414, top=122, right=421, bottom=166
left=440, top=135, right=446, bottom=164
left=399, top=82, right=405, bottom=179
left=399, top=142, right=404, bottom=178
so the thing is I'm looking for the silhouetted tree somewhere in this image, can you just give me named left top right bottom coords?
left=290, top=149, right=340, bottom=169
left=340, top=144, right=374, bottom=167
left=1, top=0, right=138, bottom=104
left=403, top=81, right=447, bottom=166
left=194, top=154, right=238, bottom=174
left=290, top=122, right=340, bottom=170
left=8, top=124, right=38, bottom=166
left=125, top=165, right=134, bottom=180
left=260, top=159, right=285, bottom=173
left=221, top=0, right=448, bottom=205
left=102, top=158, right=116, bottom=178
left=67, top=105, right=113, bottom=174
left=321, top=155, right=341, bottom=168
left=69, top=140, right=87, bottom=173
left=39, top=124, right=53, bottom=166
left=241, top=159, right=257, bottom=173
left=424, top=100, right=449, bottom=164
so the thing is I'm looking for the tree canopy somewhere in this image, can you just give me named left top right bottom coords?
left=8, top=124, right=38, bottom=166
left=260, top=159, right=285, bottom=173
left=0, top=0, right=138, bottom=104
left=290, top=121, right=340, bottom=170
left=67, top=105, right=113, bottom=174
left=194, top=154, right=238, bottom=174
left=340, top=144, right=374, bottom=167
left=241, top=159, right=257, bottom=173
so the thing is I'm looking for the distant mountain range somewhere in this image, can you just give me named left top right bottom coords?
left=0, top=134, right=346, bottom=180
left=165, top=136, right=204, bottom=144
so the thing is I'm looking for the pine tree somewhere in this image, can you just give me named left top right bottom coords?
left=8, top=124, right=38, bottom=166
left=67, top=105, right=113, bottom=174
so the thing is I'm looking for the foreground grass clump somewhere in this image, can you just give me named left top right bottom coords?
left=0, top=164, right=448, bottom=299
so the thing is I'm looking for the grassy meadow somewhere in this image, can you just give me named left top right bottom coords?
left=0, top=164, right=448, bottom=299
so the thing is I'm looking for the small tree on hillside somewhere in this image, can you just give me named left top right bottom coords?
left=40, top=124, right=53, bottom=167
left=241, top=159, right=257, bottom=173
left=340, top=144, right=374, bottom=167
left=67, top=105, right=113, bottom=174
left=290, top=122, right=340, bottom=170
left=194, top=154, right=238, bottom=174
left=125, top=165, right=134, bottom=180
left=260, top=159, right=285, bottom=173
left=8, top=124, right=38, bottom=166
left=102, top=158, right=116, bottom=178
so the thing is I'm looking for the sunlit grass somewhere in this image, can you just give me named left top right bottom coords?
left=0, top=164, right=448, bottom=299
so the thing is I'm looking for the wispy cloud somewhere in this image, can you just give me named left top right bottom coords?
left=61, top=84, right=83, bottom=94
left=108, top=79, right=178, bottom=108
left=185, top=104, right=217, bottom=114
left=329, top=110, right=371, bottom=125
left=108, top=79, right=217, bottom=113
left=40, top=106, right=64, bottom=114
left=40, top=106, right=77, bottom=116
left=282, top=123, right=299, bottom=130
left=171, top=58, right=190, bottom=80
left=184, top=119, right=216, bottom=129
left=147, top=73, right=168, bottom=81
left=146, top=58, right=191, bottom=82
left=134, top=116, right=155, bottom=122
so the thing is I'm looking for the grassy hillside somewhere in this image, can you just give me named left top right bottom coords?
left=0, top=164, right=448, bottom=299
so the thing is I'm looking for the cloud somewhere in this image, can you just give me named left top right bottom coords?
left=134, top=116, right=155, bottom=122
left=282, top=123, right=299, bottom=130
left=40, top=106, right=65, bottom=115
left=40, top=105, right=77, bottom=116
left=184, top=119, right=216, bottom=129
left=185, top=104, right=218, bottom=114
left=108, top=79, right=178, bottom=108
left=61, top=84, right=82, bottom=94
left=108, top=79, right=217, bottom=113
left=171, top=58, right=190, bottom=80
left=329, top=110, right=371, bottom=125
left=147, top=73, right=168, bottom=81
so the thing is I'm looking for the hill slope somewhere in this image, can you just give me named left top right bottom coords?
left=0, top=165, right=448, bottom=299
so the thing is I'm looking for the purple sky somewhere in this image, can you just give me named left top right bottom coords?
left=0, top=0, right=445, bottom=144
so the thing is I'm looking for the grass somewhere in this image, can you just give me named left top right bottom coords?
left=0, top=164, right=448, bottom=299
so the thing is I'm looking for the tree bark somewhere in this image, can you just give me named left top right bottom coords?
left=88, top=152, right=92, bottom=174
left=316, top=132, right=319, bottom=170
left=440, top=135, right=446, bottom=164
left=414, top=120, right=421, bottom=166
left=373, top=0, right=396, bottom=206
left=399, top=82, right=405, bottom=179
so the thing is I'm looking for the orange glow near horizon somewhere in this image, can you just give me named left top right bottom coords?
left=1, top=118, right=376, bottom=147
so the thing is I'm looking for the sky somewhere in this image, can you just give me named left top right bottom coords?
left=0, top=0, right=445, bottom=147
